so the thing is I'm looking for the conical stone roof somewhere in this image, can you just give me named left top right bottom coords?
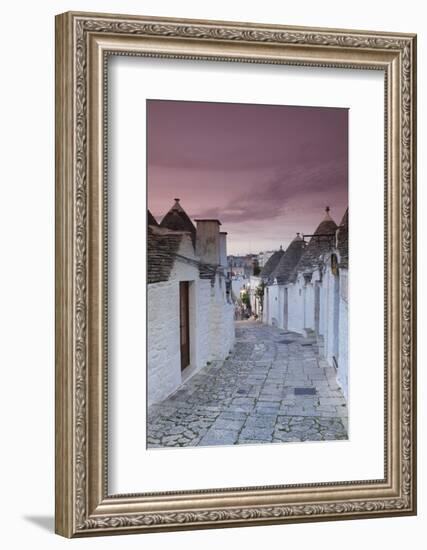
left=147, top=210, right=159, bottom=226
left=269, top=234, right=306, bottom=285
left=259, top=247, right=285, bottom=280
left=160, top=198, right=196, bottom=246
left=290, top=208, right=338, bottom=281
left=147, top=226, right=183, bottom=284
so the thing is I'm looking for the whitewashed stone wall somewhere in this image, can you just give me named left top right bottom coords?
left=264, top=271, right=324, bottom=335
left=148, top=278, right=182, bottom=406
left=276, top=285, right=285, bottom=328
left=148, top=235, right=235, bottom=406
left=320, top=254, right=349, bottom=401
left=193, top=278, right=211, bottom=372
left=337, top=269, right=348, bottom=399
left=323, top=264, right=339, bottom=367
left=319, top=273, right=328, bottom=340
left=304, top=280, right=315, bottom=331
left=263, top=285, right=270, bottom=325
left=148, top=236, right=200, bottom=406
left=208, top=274, right=235, bottom=361
left=262, top=286, right=268, bottom=324
left=266, top=285, right=288, bottom=330
left=265, top=284, right=280, bottom=326
left=263, top=254, right=348, bottom=401
left=287, top=278, right=305, bottom=334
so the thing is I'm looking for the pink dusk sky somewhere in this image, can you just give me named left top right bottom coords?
left=147, top=100, right=348, bottom=256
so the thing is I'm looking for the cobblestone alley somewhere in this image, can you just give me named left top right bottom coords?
left=147, top=320, right=348, bottom=448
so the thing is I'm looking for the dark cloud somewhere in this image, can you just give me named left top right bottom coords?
left=147, top=100, right=348, bottom=253
left=191, top=158, right=347, bottom=224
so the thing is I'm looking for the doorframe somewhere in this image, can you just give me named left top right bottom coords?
left=179, top=280, right=190, bottom=371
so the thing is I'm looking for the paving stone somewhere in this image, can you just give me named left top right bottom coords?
left=236, top=439, right=267, bottom=445
left=255, top=403, right=282, bottom=414
left=239, top=427, right=274, bottom=441
left=244, top=414, right=277, bottom=429
left=314, top=410, right=341, bottom=417
left=199, top=429, right=240, bottom=446
left=216, top=410, right=248, bottom=422
left=147, top=321, right=348, bottom=448
left=319, top=397, right=347, bottom=406
left=231, top=397, right=256, bottom=406
left=210, top=418, right=246, bottom=431
left=261, top=393, right=284, bottom=401
left=168, top=425, right=186, bottom=435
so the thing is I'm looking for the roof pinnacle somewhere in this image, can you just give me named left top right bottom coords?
left=323, top=205, right=333, bottom=221
left=172, top=197, right=184, bottom=212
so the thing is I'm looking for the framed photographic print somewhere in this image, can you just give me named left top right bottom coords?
left=55, top=11, right=417, bottom=537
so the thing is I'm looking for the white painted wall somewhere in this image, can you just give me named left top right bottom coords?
left=148, top=235, right=235, bottom=405
left=148, top=280, right=181, bottom=405
left=265, top=283, right=294, bottom=329
left=304, top=281, right=315, bottom=331
left=147, top=236, right=200, bottom=405
left=323, top=264, right=338, bottom=366
left=287, top=278, right=305, bottom=334
left=318, top=254, right=349, bottom=400
left=263, top=285, right=269, bottom=324
left=208, top=274, right=235, bottom=360
left=319, top=271, right=329, bottom=340
left=267, top=285, right=280, bottom=327
left=266, top=258, right=348, bottom=401
left=277, top=286, right=285, bottom=329
left=338, top=269, right=349, bottom=399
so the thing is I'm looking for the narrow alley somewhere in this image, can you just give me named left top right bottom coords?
left=147, top=320, right=348, bottom=448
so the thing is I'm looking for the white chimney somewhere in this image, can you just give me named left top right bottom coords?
left=219, top=232, right=228, bottom=268
left=195, top=219, right=221, bottom=265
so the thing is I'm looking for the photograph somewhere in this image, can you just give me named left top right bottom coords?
left=53, top=9, right=416, bottom=538
left=147, top=99, right=349, bottom=448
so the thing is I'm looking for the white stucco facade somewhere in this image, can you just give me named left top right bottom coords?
left=337, top=269, right=349, bottom=398
left=148, top=234, right=235, bottom=406
left=263, top=247, right=349, bottom=401
left=263, top=283, right=279, bottom=326
left=208, top=274, right=235, bottom=361
left=287, top=279, right=304, bottom=334
left=321, top=251, right=348, bottom=399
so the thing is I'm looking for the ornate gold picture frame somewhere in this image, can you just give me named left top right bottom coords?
left=55, top=11, right=417, bottom=537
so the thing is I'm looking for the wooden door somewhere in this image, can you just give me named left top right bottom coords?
left=179, top=281, right=190, bottom=370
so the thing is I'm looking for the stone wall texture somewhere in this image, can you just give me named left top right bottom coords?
left=148, top=235, right=235, bottom=406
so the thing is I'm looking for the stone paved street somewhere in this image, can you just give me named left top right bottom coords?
left=147, top=321, right=348, bottom=448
